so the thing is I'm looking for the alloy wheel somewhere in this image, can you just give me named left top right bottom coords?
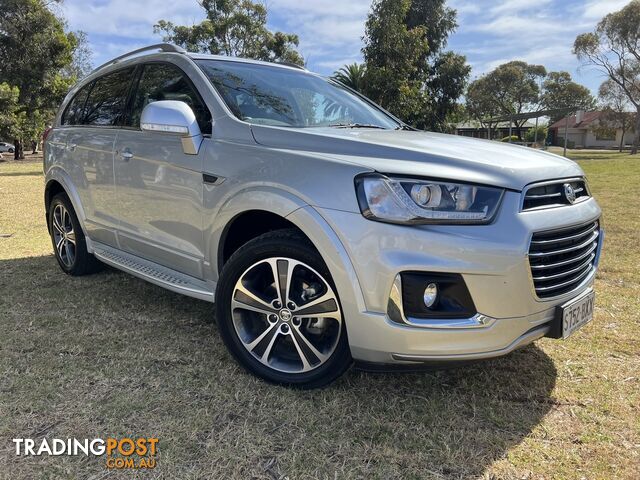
left=52, top=203, right=76, bottom=268
left=231, top=257, right=342, bottom=373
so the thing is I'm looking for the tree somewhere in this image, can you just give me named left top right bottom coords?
left=0, top=83, right=20, bottom=143
left=598, top=79, right=635, bottom=152
left=465, top=73, right=502, bottom=138
left=0, top=0, right=79, bottom=156
left=465, top=61, right=546, bottom=140
left=155, top=0, right=303, bottom=65
left=574, top=0, right=640, bottom=154
left=332, top=63, right=367, bottom=92
left=65, top=30, right=94, bottom=80
left=541, top=71, right=596, bottom=123
left=361, top=0, right=470, bottom=131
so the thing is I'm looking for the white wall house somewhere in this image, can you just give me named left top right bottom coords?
left=549, top=111, right=636, bottom=149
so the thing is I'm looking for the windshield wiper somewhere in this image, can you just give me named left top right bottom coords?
left=327, top=123, right=389, bottom=129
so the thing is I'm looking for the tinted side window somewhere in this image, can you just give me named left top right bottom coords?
left=62, top=83, right=92, bottom=126
left=128, top=63, right=212, bottom=134
left=83, top=67, right=135, bottom=126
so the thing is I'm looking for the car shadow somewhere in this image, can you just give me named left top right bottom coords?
left=1, top=254, right=557, bottom=478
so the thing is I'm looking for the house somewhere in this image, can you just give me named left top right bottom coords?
left=548, top=110, right=636, bottom=149
left=455, top=120, right=536, bottom=140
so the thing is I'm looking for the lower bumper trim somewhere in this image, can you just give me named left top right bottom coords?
left=390, top=324, right=550, bottom=363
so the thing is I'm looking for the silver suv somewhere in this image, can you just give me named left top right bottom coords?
left=44, top=44, right=603, bottom=387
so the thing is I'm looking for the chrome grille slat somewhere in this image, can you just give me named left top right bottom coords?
left=529, top=231, right=599, bottom=257
left=528, top=220, right=600, bottom=298
left=530, top=223, right=598, bottom=245
left=522, top=179, right=590, bottom=211
left=534, top=266, right=593, bottom=293
left=527, top=192, right=562, bottom=199
left=529, top=242, right=598, bottom=270
left=532, top=254, right=595, bottom=282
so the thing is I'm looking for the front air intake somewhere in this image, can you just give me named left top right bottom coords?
left=528, top=220, right=600, bottom=299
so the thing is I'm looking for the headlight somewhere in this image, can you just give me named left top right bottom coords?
left=355, top=174, right=504, bottom=225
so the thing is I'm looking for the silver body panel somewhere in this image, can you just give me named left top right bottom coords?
left=44, top=49, right=603, bottom=365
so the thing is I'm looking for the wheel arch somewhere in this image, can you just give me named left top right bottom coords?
left=218, top=210, right=311, bottom=272
left=209, top=187, right=367, bottom=316
left=44, top=168, right=89, bottom=237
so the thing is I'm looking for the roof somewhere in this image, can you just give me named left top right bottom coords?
left=549, top=111, right=604, bottom=130
left=456, top=120, right=536, bottom=129
left=90, top=43, right=307, bottom=79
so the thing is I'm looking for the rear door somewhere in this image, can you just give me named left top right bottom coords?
left=112, top=62, right=212, bottom=278
left=68, top=67, right=136, bottom=246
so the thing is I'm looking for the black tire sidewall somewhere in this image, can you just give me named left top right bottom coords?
left=215, top=231, right=352, bottom=388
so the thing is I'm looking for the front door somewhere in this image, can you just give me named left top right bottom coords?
left=113, top=62, right=213, bottom=278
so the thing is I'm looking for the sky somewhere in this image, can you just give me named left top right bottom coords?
left=59, top=0, right=631, bottom=94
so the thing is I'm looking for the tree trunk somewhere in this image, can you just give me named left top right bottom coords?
left=632, top=110, right=640, bottom=155
left=15, top=139, right=24, bottom=160
left=619, top=127, right=625, bottom=153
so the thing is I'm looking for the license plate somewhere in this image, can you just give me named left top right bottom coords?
left=560, top=291, right=595, bottom=339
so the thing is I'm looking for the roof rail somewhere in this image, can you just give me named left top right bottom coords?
left=277, top=61, right=306, bottom=70
left=90, top=43, right=187, bottom=75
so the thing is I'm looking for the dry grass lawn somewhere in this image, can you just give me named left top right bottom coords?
left=0, top=149, right=638, bottom=479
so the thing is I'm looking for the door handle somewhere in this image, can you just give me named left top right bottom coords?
left=120, top=149, right=134, bottom=161
left=68, top=143, right=77, bottom=152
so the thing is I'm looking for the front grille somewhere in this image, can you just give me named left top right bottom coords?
left=523, top=179, right=589, bottom=211
left=528, top=220, right=600, bottom=298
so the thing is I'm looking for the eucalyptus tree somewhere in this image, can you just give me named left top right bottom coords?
left=574, top=0, right=640, bottom=154
left=361, top=0, right=470, bottom=131
left=155, top=0, right=303, bottom=65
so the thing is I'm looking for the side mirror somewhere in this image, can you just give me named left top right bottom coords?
left=140, top=100, right=203, bottom=155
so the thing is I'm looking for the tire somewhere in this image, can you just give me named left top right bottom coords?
left=216, top=229, right=352, bottom=388
left=48, top=192, right=103, bottom=276
left=8, top=148, right=14, bottom=153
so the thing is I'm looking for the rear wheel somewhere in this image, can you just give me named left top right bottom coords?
left=215, top=229, right=351, bottom=388
left=48, top=193, right=102, bottom=275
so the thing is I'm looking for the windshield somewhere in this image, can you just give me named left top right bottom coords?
left=196, top=59, right=399, bottom=129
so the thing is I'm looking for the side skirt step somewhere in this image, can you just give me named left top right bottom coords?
left=92, top=243, right=215, bottom=302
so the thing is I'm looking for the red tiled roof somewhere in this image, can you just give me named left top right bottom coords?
left=549, top=111, right=604, bottom=129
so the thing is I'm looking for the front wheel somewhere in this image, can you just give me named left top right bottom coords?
left=215, top=229, right=351, bottom=388
left=48, top=193, right=102, bottom=275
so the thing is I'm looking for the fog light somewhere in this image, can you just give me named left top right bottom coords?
left=423, top=283, right=438, bottom=308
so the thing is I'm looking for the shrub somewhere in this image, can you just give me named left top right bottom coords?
left=525, top=126, right=547, bottom=143
left=556, top=137, right=575, bottom=149
left=500, top=135, right=520, bottom=142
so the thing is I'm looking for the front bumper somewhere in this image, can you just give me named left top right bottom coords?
left=313, top=191, right=602, bottom=364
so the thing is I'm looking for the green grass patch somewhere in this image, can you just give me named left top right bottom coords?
left=1, top=152, right=638, bottom=478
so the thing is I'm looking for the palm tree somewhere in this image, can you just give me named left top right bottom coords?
left=332, top=63, right=367, bottom=93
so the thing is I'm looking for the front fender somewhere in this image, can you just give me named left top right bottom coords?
left=206, top=188, right=367, bottom=318
left=207, top=186, right=308, bottom=275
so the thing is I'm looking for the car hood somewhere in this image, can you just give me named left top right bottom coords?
left=250, top=126, right=583, bottom=191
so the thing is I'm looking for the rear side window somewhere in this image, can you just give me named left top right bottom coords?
left=127, top=63, right=212, bottom=134
left=62, top=84, right=91, bottom=126
left=83, top=67, right=135, bottom=126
